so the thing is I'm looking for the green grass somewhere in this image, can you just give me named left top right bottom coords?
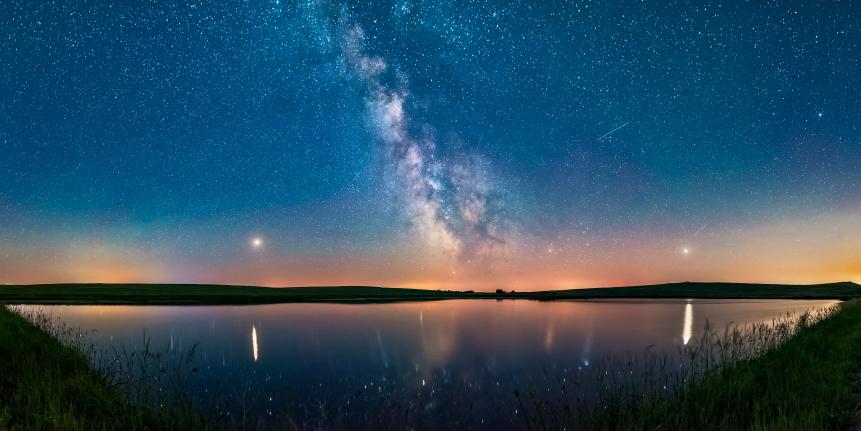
left=576, top=299, right=861, bottom=430
left=0, top=281, right=858, bottom=305
left=0, top=306, right=211, bottom=431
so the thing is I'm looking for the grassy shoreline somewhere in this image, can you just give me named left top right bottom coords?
left=580, top=299, right=861, bottom=430
left=1, top=281, right=859, bottom=305
left=0, top=305, right=210, bottom=431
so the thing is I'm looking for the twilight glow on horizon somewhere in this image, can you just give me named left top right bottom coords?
left=1, top=1, right=859, bottom=290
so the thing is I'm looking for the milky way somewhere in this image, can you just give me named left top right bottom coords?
left=341, top=19, right=509, bottom=264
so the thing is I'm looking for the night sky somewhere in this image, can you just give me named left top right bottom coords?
left=2, top=1, right=859, bottom=289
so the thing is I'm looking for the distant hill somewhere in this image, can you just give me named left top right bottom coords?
left=0, top=281, right=858, bottom=305
left=534, top=281, right=861, bottom=300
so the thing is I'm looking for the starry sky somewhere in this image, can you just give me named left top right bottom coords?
left=1, top=1, right=859, bottom=289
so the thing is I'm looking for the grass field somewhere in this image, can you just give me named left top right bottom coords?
left=0, top=281, right=859, bottom=305
left=0, top=306, right=211, bottom=431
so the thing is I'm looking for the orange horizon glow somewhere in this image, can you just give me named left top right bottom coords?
left=2, top=209, right=859, bottom=291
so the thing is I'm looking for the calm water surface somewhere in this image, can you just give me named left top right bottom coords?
left=20, top=299, right=837, bottom=428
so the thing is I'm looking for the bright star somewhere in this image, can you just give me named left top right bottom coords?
left=681, top=247, right=691, bottom=256
left=251, top=237, right=264, bottom=250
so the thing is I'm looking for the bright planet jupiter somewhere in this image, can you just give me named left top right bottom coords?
left=1, top=1, right=859, bottom=289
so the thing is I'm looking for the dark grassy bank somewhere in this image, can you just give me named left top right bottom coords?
left=576, top=299, right=861, bottom=430
left=0, top=284, right=462, bottom=305
left=0, top=306, right=210, bottom=431
left=1, top=281, right=859, bottom=305
left=545, top=281, right=861, bottom=300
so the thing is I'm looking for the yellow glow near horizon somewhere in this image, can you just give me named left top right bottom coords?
left=1, top=209, right=858, bottom=290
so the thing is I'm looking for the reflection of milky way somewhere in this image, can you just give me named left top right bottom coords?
left=342, top=22, right=510, bottom=263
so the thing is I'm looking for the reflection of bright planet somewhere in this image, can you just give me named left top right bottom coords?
left=251, top=325, right=259, bottom=362
left=683, top=301, right=693, bottom=345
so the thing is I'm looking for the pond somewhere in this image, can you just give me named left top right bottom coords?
left=18, top=299, right=837, bottom=429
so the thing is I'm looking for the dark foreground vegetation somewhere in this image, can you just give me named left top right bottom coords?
left=570, top=299, right=861, bottom=430
left=2, top=298, right=861, bottom=430
left=0, top=306, right=209, bottom=431
left=1, top=281, right=859, bottom=304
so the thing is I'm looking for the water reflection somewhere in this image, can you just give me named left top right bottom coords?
left=580, top=317, right=593, bottom=367
left=251, top=325, right=259, bottom=362
left=19, top=299, right=837, bottom=429
left=543, top=322, right=555, bottom=352
left=683, top=300, right=693, bottom=345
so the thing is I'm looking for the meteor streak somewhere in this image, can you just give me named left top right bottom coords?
left=597, top=122, right=630, bottom=140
